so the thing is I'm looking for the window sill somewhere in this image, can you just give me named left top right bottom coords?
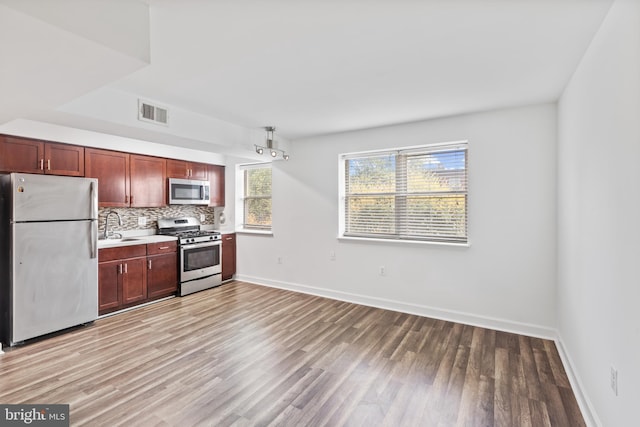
left=338, top=235, right=470, bottom=248
left=236, top=228, right=273, bottom=236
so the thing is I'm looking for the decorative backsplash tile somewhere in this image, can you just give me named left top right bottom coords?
left=98, top=206, right=218, bottom=234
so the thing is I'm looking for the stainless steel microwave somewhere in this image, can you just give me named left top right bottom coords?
left=168, top=178, right=210, bottom=205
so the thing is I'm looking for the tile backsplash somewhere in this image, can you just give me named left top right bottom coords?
left=98, top=206, right=218, bottom=234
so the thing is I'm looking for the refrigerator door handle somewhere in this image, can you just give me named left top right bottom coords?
left=90, top=181, right=98, bottom=219
left=90, top=220, right=98, bottom=259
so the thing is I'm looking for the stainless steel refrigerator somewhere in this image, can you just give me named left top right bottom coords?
left=0, top=173, right=98, bottom=346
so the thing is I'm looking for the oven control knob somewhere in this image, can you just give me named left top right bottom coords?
left=209, top=236, right=213, bottom=240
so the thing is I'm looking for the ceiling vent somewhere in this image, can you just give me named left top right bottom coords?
left=138, top=99, right=169, bottom=126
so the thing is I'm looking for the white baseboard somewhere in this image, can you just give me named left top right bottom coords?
left=236, top=274, right=556, bottom=340
left=555, top=333, right=602, bottom=427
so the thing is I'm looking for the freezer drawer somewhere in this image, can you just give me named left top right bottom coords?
left=10, top=221, right=98, bottom=344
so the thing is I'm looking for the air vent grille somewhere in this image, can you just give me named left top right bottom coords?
left=138, top=99, right=169, bottom=126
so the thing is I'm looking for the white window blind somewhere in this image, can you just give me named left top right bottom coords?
left=240, top=163, right=272, bottom=230
left=341, top=142, right=468, bottom=243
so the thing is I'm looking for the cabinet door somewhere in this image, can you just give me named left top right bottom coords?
left=147, top=253, right=178, bottom=299
left=121, top=257, right=147, bottom=306
left=167, top=159, right=208, bottom=180
left=189, top=162, right=209, bottom=180
left=130, top=154, right=166, bottom=207
left=0, top=135, right=44, bottom=174
left=85, top=148, right=130, bottom=207
left=222, top=233, right=236, bottom=281
left=208, top=164, right=225, bottom=207
left=166, top=159, right=189, bottom=179
left=99, top=260, right=121, bottom=315
left=45, top=142, right=85, bottom=176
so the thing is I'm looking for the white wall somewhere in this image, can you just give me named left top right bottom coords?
left=557, top=0, right=640, bottom=426
left=234, top=104, right=558, bottom=336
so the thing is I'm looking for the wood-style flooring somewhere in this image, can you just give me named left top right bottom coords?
left=0, top=281, right=584, bottom=426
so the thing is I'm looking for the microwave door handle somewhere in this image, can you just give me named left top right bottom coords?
left=200, top=185, right=204, bottom=200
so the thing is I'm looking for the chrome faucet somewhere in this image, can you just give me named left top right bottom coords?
left=104, top=210, right=123, bottom=239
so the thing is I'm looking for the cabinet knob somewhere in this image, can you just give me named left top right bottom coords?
left=148, top=259, right=152, bottom=270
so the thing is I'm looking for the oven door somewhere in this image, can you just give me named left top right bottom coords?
left=180, top=241, right=221, bottom=283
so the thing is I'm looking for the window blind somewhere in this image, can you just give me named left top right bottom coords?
left=342, top=143, right=468, bottom=243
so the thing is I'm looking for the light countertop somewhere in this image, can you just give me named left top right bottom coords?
left=97, top=234, right=177, bottom=249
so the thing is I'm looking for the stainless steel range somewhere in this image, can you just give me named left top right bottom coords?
left=157, top=217, right=221, bottom=296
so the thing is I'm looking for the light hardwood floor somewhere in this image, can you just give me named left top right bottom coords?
left=0, top=281, right=584, bottom=426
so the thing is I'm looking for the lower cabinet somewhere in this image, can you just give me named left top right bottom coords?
left=222, top=233, right=236, bottom=281
left=147, top=242, right=178, bottom=299
left=98, top=241, right=177, bottom=315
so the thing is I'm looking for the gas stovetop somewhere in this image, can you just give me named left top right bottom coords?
left=157, top=217, right=221, bottom=244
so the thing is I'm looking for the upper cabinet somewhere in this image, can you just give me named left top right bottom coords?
left=166, top=159, right=208, bottom=180
left=208, top=164, right=225, bottom=207
left=130, top=155, right=166, bottom=207
left=86, top=149, right=166, bottom=208
left=0, top=135, right=84, bottom=176
left=85, top=148, right=130, bottom=207
left=1, top=134, right=224, bottom=208
left=44, top=143, right=85, bottom=176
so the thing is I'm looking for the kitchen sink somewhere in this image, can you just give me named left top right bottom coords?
left=98, top=237, right=141, bottom=243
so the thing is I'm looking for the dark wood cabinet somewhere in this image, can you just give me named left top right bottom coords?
left=0, top=135, right=85, bottom=176
left=86, top=150, right=167, bottom=208
left=222, top=233, right=236, bottom=281
left=147, top=241, right=178, bottom=299
left=208, top=164, right=225, bottom=207
left=98, top=242, right=177, bottom=315
left=121, top=257, right=148, bottom=306
left=98, top=244, right=147, bottom=315
left=45, top=142, right=84, bottom=176
left=1, top=134, right=224, bottom=210
left=85, top=148, right=130, bottom=208
left=98, top=260, right=121, bottom=313
left=0, top=135, right=43, bottom=173
left=130, top=154, right=166, bottom=207
left=167, top=159, right=208, bottom=180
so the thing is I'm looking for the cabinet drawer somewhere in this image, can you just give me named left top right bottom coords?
left=222, top=233, right=235, bottom=243
left=147, top=240, right=177, bottom=255
left=99, top=244, right=147, bottom=262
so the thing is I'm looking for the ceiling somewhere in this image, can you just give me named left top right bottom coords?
left=1, top=0, right=613, bottom=150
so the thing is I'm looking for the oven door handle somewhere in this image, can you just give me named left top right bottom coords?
left=181, top=241, right=221, bottom=251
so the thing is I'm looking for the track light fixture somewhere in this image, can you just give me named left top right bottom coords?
left=254, top=126, right=289, bottom=160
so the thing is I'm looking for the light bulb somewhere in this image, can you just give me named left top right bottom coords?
left=270, top=150, right=277, bottom=158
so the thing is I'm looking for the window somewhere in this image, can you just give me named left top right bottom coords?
left=339, top=142, right=468, bottom=244
left=238, top=163, right=272, bottom=231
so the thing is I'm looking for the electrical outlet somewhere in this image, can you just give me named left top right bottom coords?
left=277, top=257, right=283, bottom=264
left=329, top=251, right=336, bottom=261
left=200, top=214, right=206, bottom=222
left=138, top=217, right=146, bottom=226
left=610, top=366, right=618, bottom=396
left=379, top=266, right=386, bottom=276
